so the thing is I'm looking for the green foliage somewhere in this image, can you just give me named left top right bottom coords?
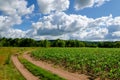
left=52, top=39, right=66, bottom=47
left=40, top=40, right=51, bottom=47
left=1, top=37, right=120, bottom=48
left=31, top=48, right=120, bottom=80
left=19, top=57, right=66, bottom=80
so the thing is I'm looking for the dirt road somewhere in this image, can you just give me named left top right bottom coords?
left=11, top=55, right=39, bottom=80
left=23, top=53, right=89, bottom=80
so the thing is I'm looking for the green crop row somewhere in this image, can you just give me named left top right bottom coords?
left=19, top=57, right=66, bottom=80
left=31, top=48, right=120, bottom=80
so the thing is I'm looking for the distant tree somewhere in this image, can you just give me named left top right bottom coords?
left=0, top=37, right=120, bottom=48
left=40, top=40, right=51, bottom=47
left=0, top=37, right=8, bottom=46
left=114, top=41, right=120, bottom=48
left=76, top=41, right=85, bottom=47
left=54, top=39, right=66, bottom=47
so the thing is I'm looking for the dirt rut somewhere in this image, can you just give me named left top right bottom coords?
left=23, top=53, right=89, bottom=80
left=11, top=55, right=39, bottom=80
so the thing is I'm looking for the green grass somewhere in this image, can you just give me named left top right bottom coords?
left=31, top=48, right=120, bottom=80
left=0, top=47, right=25, bottom=80
left=19, top=56, right=66, bottom=80
left=0, top=47, right=38, bottom=80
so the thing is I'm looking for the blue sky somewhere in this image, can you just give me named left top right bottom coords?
left=0, top=0, right=120, bottom=41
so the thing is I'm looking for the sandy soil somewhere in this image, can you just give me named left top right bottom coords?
left=11, top=55, right=39, bottom=80
left=23, top=53, right=89, bottom=80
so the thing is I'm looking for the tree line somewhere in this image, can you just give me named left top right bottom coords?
left=0, top=37, right=120, bottom=48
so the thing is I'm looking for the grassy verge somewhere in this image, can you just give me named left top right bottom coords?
left=19, top=56, right=66, bottom=80
left=0, top=47, right=39, bottom=80
left=0, top=47, right=25, bottom=80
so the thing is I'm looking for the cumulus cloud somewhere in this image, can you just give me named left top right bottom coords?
left=74, top=0, right=110, bottom=10
left=30, top=12, right=90, bottom=36
left=0, top=0, right=34, bottom=28
left=36, top=0, right=110, bottom=13
left=1, top=0, right=120, bottom=41
left=37, top=0, right=69, bottom=14
left=27, top=12, right=120, bottom=41
left=95, top=0, right=110, bottom=7
left=0, top=0, right=34, bottom=38
left=74, top=0, right=94, bottom=10
left=0, top=28, right=26, bottom=38
left=0, top=0, right=34, bottom=16
left=112, top=31, right=120, bottom=37
left=0, top=16, right=11, bottom=31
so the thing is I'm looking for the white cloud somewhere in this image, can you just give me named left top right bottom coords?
left=0, top=16, right=10, bottom=31
left=0, top=0, right=34, bottom=16
left=1, top=13, right=116, bottom=41
left=27, top=12, right=120, bottom=41
left=95, top=0, right=110, bottom=7
left=36, top=0, right=110, bottom=13
left=0, top=0, right=34, bottom=27
left=0, top=15, right=26, bottom=38
left=1, top=9, right=120, bottom=41
left=1, top=0, right=120, bottom=41
left=0, top=28, right=26, bottom=38
left=0, top=0, right=34, bottom=38
left=30, top=12, right=91, bottom=36
left=37, top=0, right=69, bottom=14
left=74, top=0, right=94, bottom=10
left=74, top=0, right=110, bottom=10
left=112, top=31, right=120, bottom=37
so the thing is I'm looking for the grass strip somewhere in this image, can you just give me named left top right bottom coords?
left=19, top=57, right=66, bottom=80
left=0, top=47, right=26, bottom=80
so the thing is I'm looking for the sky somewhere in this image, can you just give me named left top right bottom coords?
left=0, top=0, right=120, bottom=41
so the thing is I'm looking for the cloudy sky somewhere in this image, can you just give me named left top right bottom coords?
left=0, top=0, right=120, bottom=41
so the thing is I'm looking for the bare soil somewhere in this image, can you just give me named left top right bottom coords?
left=11, top=55, right=39, bottom=80
left=23, top=53, right=89, bottom=80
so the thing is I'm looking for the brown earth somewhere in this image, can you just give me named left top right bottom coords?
left=23, top=53, right=89, bottom=80
left=11, top=55, right=39, bottom=80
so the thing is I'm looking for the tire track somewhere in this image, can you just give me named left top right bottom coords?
left=23, top=53, right=89, bottom=80
left=11, top=55, right=39, bottom=80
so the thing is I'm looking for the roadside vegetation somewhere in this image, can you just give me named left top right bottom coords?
left=19, top=56, right=66, bottom=80
left=0, top=47, right=25, bottom=80
left=0, top=47, right=38, bottom=80
left=31, top=48, right=120, bottom=80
